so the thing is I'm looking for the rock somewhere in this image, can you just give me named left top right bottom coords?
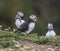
left=24, top=45, right=30, bottom=50
left=20, top=48, right=25, bottom=51
left=41, top=46, right=45, bottom=48
left=47, top=48, right=55, bottom=51
left=54, top=47, right=58, bottom=49
left=31, top=49, right=36, bottom=51
left=0, top=49, right=5, bottom=51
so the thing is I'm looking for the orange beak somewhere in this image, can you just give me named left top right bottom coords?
left=35, top=17, right=37, bottom=21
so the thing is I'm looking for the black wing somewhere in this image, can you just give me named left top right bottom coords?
left=20, top=22, right=29, bottom=32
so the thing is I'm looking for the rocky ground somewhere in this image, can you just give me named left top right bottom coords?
left=18, top=40, right=58, bottom=51
left=0, top=40, right=58, bottom=51
left=0, top=30, right=59, bottom=51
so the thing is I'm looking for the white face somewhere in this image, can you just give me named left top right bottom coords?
left=29, top=15, right=37, bottom=21
left=18, top=12, right=24, bottom=17
left=48, top=23, right=53, bottom=27
left=48, top=23, right=53, bottom=29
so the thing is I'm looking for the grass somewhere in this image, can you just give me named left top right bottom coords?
left=0, top=29, right=60, bottom=50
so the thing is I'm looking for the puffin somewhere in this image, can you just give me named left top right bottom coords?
left=15, top=11, right=25, bottom=30
left=46, top=23, right=56, bottom=37
left=19, top=14, right=37, bottom=34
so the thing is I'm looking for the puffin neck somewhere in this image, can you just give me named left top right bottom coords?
left=18, top=14, right=24, bottom=19
left=49, top=29, right=53, bottom=31
left=28, top=19, right=35, bottom=23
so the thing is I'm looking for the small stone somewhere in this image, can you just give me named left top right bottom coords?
left=24, top=45, right=30, bottom=50
left=32, top=49, right=36, bottom=51
left=0, top=49, right=4, bottom=51
left=41, top=46, right=45, bottom=48
left=54, top=47, right=58, bottom=49
left=47, top=48, right=55, bottom=51
left=13, top=40, right=19, bottom=44
left=20, top=48, right=25, bottom=51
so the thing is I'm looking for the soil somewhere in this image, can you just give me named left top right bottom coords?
left=0, top=40, right=58, bottom=51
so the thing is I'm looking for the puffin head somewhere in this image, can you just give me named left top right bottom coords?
left=18, top=11, right=24, bottom=19
left=29, top=15, right=37, bottom=22
left=48, top=23, right=53, bottom=28
left=47, top=23, right=53, bottom=30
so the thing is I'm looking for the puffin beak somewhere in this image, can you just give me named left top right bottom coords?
left=35, top=17, right=37, bottom=21
left=36, top=17, right=37, bottom=21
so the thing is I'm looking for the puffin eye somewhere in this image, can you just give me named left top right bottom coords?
left=32, top=15, right=33, bottom=17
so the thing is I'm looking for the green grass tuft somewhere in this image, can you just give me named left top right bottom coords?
left=0, top=29, right=60, bottom=48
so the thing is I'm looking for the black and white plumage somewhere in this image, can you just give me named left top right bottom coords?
left=20, top=15, right=37, bottom=34
left=46, top=23, right=56, bottom=37
left=15, top=12, right=25, bottom=29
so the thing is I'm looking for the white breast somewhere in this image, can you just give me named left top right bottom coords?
left=25, top=22, right=35, bottom=34
left=15, top=19, right=25, bottom=29
left=46, top=30, right=56, bottom=37
left=21, top=20, right=25, bottom=25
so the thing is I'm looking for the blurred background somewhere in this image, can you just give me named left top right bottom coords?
left=0, top=0, right=60, bottom=35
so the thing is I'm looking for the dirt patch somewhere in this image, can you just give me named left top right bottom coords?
left=0, top=40, right=58, bottom=51
left=18, top=40, right=58, bottom=51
